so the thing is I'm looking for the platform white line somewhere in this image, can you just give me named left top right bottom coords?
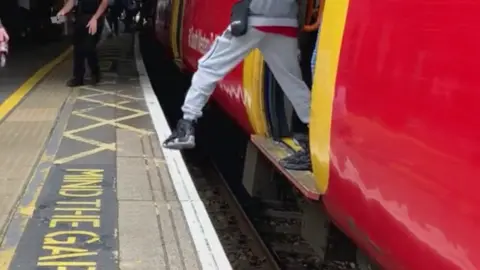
left=134, top=34, right=232, bottom=270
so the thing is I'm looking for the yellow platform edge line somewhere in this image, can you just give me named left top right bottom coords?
left=0, top=46, right=73, bottom=121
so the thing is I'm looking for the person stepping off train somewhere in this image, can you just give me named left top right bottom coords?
left=163, top=0, right=312, bottom=171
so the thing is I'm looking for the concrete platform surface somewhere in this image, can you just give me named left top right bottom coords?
left=0, top=40, right=70, bottom=104
left=0, top=34, right=230, bottom=270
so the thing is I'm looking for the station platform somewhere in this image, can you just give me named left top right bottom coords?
left=0, top=34, right=230, bottom=270
left=0, top=40, right=70, bottom=105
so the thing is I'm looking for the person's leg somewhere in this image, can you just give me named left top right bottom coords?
left=68, top=27, right=86, bottom=86
left=124, top=9, right=132, bottom=32
left=260, top=34, right=311, bottom=124
left=113, top=9, right=119, bottom=35
left=109, top=6, right=120, bottom=35
left=86, top=23, right=103, bottom=84
left=163, top=27, right=266, bottom=149
left=259, top=33, right=312, bottom=170
left=106, top=8, right=115, bottom=36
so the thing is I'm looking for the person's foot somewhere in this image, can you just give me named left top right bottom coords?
left=66, top=78, right=84, bottom=87
left=91, top=74, right=101, bottom=85
left=163, top=119, right=196, bottom=149
left=279, top=150, right=311, bottom=171
left=279, top=133, right=312, bottom=171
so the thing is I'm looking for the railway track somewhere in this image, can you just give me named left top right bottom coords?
left=250, top=200, right=322, bottom=269
left=185, top=153, right=281, bottom=269
left=183, top=151, right=356, bottom=270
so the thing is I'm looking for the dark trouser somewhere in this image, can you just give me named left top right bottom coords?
left=72, top=16, right=103, bottom=80
left=124, top=9, right=135, bottom=31
left=107, top=5, right=122, bottom=35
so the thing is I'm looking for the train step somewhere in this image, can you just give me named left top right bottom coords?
left=250, top=135, right=322, bottom=200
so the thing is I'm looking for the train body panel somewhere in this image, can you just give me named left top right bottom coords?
left=152, top=0, right=480, bottom=269
left=318, top=0, right=480, bottom=269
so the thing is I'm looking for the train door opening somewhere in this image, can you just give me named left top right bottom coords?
left=241, top=2, right=365, bottom=267
left=264, top=0, right=324, bottom=140
left=241, top=3, right=336, bottom=265
left=245, top=0, right=325, bottom=198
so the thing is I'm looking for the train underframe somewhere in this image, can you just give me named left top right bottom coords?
left=243, top=136, right=381, bottom=270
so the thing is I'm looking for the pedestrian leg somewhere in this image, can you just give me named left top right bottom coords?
left=259, top=33, right=312, bottom=170
left=163, top=27, right=266, bottom=149
left=181, top=27, right=266, bottom=121
left=68, top=29, right=86, bottom=86
left=259, top=34, right=311, bottom=125
left=85, top=27, right=102, bottom=84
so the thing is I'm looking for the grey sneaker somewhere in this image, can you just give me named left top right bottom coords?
left=163, top=119, right=196, bottom=150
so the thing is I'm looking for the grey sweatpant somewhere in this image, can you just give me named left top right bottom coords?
left=181, top=27, right=311, bottom=124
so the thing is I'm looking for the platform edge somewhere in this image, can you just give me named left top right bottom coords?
left=133, top=34, right=232, bottom=270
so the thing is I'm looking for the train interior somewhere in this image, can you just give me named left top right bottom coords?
left=250, top=0, right=324, bottom=198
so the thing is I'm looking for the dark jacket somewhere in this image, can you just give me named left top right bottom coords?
left=122, top=0, right=136, bottom=11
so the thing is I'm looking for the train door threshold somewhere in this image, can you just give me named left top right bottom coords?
left=246, top=135, right=322, bottom=200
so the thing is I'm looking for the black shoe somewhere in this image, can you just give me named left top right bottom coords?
left=280, top=133, right=312, bottom=171
left=66, top=78, right=84, bottom=87
left=163, top=119, right=196, bottom=149
left=91, top=74, right=101, bottom=85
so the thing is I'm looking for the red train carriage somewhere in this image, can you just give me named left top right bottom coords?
left=151, top=0, right=480, bottom=269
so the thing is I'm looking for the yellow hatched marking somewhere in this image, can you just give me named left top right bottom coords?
left=54, top=85, right=153, bottom=164
left=74, top=100, right=131, bottom=114
left=76, top=96, right=147, bottom=114
left=77, top=92, right=109, bottom=99
left=81, top=86, right=144, bottom=101
left=62, top=133, right=117, bottom=150
left=71, top=112, right=152, bottom=135
left=54, top=146, right=113, bottom=164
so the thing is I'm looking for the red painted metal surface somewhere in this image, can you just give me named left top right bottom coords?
left=153, top=0, right=480, bottom=268
left=324, top=1, right=480, bottom=269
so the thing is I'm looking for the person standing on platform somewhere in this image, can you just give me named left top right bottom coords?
left=107, top=0, right=123, bottom=36
left=162, top=0, right=313, bottom=171
left=58, top=0, right=109, bottom=87
left=0, top=19, right=9, bottom=42
left=122, top=0, right=136, bottom=32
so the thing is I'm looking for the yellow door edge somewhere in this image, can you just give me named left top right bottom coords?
left=243, top=49, right=268, bottom=136
left=170, top=0, right=181, bottom=60
left=310, top=0, right=350, bottom=193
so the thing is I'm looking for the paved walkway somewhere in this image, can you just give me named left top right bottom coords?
left=0, top=34, right=230, bottom=270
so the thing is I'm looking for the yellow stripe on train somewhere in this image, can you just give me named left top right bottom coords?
left=310, top=0, right=350, bottom=193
